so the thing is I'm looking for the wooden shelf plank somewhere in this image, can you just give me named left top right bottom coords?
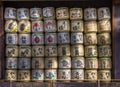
left=53, top=82, right=98, bottom=87
left=1, top=0, right=112, bottom=1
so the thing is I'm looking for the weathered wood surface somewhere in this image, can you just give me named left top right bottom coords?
left=113, top=4, right=120, bottom=79
left=0, top=2, right=4, bottom=79
left=53, top=82, right=98, bottom=87
left=12, top=82, right=50, bottom=87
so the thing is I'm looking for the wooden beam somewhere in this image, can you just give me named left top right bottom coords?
left=113, top=0, right=120, bottom=4
left=0, top=1, right=4, bottom=79
left=1, top=0, right=111, bottom=1
left=113, top=4, right=120, bottom=79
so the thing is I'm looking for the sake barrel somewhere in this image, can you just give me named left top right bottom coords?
left=56, top=7, right=69, bottom=19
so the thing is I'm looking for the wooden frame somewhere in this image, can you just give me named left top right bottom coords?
left=1, top=0, right=120, bottom=87
left=0, top=0, right=113, bottom=78
left=112, top=4, right=120, bottom=79
left=0, top=1, right=4, bottom=79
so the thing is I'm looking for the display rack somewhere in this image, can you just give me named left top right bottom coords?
left=1, top=0, right=120, bottom=87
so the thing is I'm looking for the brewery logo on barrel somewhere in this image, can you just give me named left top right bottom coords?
left=58, top=33, right=70, bottom=44
left=45, top=70, right=57, bottom=80
left=5, top=8, right=16, bottom=19
left=71, top=20, right=84, bottom=32
left=17, top=8, right=29, bottom=20
left=6, top=46, right=18, bottom=57
left=6, top=34, right=18, bottom=45
left=30, top=8, right=42, bottom=19
left=32, top=21, right=43, bottom=32
left=45, top=33, right=57, bottom=44
left=32, top=46, right=44, bottom=57
left=19, top=46, right=31, bottom=57
left=44, top=20, right=56, bottom=32
left=32, top=70, right=44, bottom=80
left=58, top=20, right=69, bottom=32
left=70, top=8, right=83, bottom=19
left=5, top=20, right=17, bottom=32
left=43, top=7, right=54, bottom=19
left=32, top=34, right=44, bottom=45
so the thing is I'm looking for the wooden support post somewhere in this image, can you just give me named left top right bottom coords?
left=0, top=1, right=4, bottom=79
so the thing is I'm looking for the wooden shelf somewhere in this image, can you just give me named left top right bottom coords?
left=1, top=0, right=120, bottom=86
left=0, top=81, right=120, bottom=87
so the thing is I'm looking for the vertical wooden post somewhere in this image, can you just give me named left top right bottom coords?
left=113, top=4, right=120, bottom=79
left=0, top=1, right=4, bottom=79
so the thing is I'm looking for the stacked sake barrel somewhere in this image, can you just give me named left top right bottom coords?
left=4, top=7, right=112, bottom=82
left=84, top=8, right=98, bottom=81
left=70, top=8, right=84, bottom=81
left=30, top=8, right=44, bottom=81
left=56, top=7, right=71, bottom=81
left=43, top=7, right=57, bottom=81
left=5, top=8, right=31, bottom=81
left=17, top=8, right=31, bottom=81
left=5, top=8, right=18, bottom=81
left=97, top=7, right=112, bottom=81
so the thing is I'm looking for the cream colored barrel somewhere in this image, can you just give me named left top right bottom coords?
left=85, top=70, right=97, bottom=81
left=72, top=57, right=85, bottom=69
left=18, top=58, right=31, bottom=69
left=19, top=46, right=31, bottom=57
left=32, top=33, right=44, bottom=45
left=6, top=33, right=18, bottom=45
left=6, top=58, right=17, bottom=69
left=5, top=20, right=17, bottom=33
left=4, top=7, right=16, bottom=20
left=59, top=57, right=71, bottom=69
left=45, top=46, right=57, bottom=57
left=84, top=33, right=97, bottom=45
left=45, top=69, right=57, bottom=81
left=98, top=33, right=111, bottom=45
left=45, top=33, right=57, bottom=45
left=99, top=58, right=112, bottom=69
left=98, top=19, right=111, bottom=33
left=32, top=21, right=43, bottom=33
left=98, top=7, right=111, bottom=20
left=57, top=20, right=70, bottom=32
left=84, top=21, right=97, bottom=33
left=6, top=46, right=18, bottom=57
left=98, top=70, right=111, bottom=81
left=71, top=20, right=83, bottom=32
left=19, top=34, right=31, bottom=45
left=56, top=7, right=69, bottom=20
left=17, top=8, right=29, bottom=20
left=71, top=45, right=84, bottom=57
left=32, top=58, right=44, bottom=69
left=18, top=20, right=31, bottom=33
left=70, top=8, right=83, bottom=20
left=58, top=69, right=71, bottom=81
left=58, top=45, right=70, bottom=56
left=31, top=70, right=44, bottom=81
left=32, top=46, right=44, bottom=57
left=58, top=33, right=70, bottom=44
left=71, top=69, right=84, bottom=81
left=45, top=58, right=58, bottom=69
left=84, top=8, right=97, bottom=21
left=98, top=45, right=112, bottom=57
left=5, top=70, right=17, bottom=81
left=44, top=19, right=56, bottom=32
left=71, top=33, right=83, bottom=44
left=30, top=8, right=42, bottom=20
left=18, top=70, right=30, bottom=81
left=43, top=7, right=55, bottom=19
left=85, top=46, right=98, bottom=57
left=85, top=58, right=98, bottom=69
